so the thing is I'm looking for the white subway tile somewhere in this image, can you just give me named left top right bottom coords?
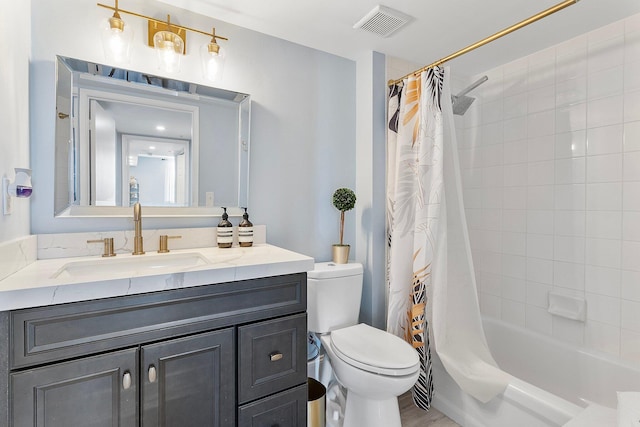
left=589, top=21, right=625, bottom=45
left=502, top=210, right=527, bottom=232
left=527, top=234, right=554, bottom=260
left=588, top=36, right=625, bottom=74
left=527, top=210, right=554, bottom=235
left=479, top=272, right=502, bottom=296
left=623, top=151, right=640, bottom=181
left=482, top=187, right=503, bottom=209
left=503, top=93, right=528, bottom=119
left=587, top=95, right=624, bottom=128
left=586, top=183, right=622, bottom=210
left=621, top=270, right=640, bottom=302
left=504, top=140, right=528, bottom=164
left=503, top=164, right=528, bottom=187
left=481, top=144, right=504, bottom=167
left=625, top=14, right=640, bottom=39
left=528, top=161, right=555, bottom=186
left=555, top=184, right=586, bottom=210
left=586, top=293, right=621, bottom=326
left=502, top=187, right=527, bottom=209
left=554, top=235, right=586, bottom=264
left=555, top=158, right=586, bottom=184
left=527, top=136, right=555, bottom=162
left=620, top=329, right=640, bottom=363
left=623, top=182, right=640, bottom=210
left=501, top=276, right=526, bottom=302
left=621, top=299, right=640, bottom=332
left=482, top=209, right=502, bottom=231
left=526, top=282, right=552, bottom=308
left=527, top=257, right=554, bottom=285
left=586, top=211, right=622, bottom=239
left=585, top=238, right=622, bottom=269
left=556, top=76, right=587, bottom=107
left=502, top=300, right=526, bottom=327
left=483, top=166, right=504, bottom=188
left=587, top=125, right=624, bottom=155
left=502, top=254, right=526, bottom=279
left=557, top=54, right=587, bottom=83
left=555, top=211, right=586, bottom=237
left=587, top=66, right=624, bottom=100
left=504, top=116, right=527, bottom=142
left=624, top=89, right=640, bottom=122
left=553, top=261, right=585, bottom=290
left=464, top=188, right=483, bottom=209
left=556, top=130, right=586, bottom=159
left=527, top=185, right=554, bottom=209
left=481, top=122, right=504, bottom=145
left=586, top=153, right=623, bottom=183
left=624, top=120, right=640, bottom=152
left=502, top=232, right=526, bottom=256
left=586, top=265, right=622, bottom=297
left=528, top=85, right=555, bottom=113
left=623, top=211, right=640, bottom=241
left=622, top=240, right=640, bottom=271
left=556, top=102, right=587, bottom=133
left=503, top=72, right=528, bottom=97
left=482, top=98, right=503, bottom=125
left=528, top=110, right=556, bottom=138
left=624, top=60, right=640, bottom=92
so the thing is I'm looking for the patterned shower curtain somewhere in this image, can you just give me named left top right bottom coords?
left=386, top=67, right=444, bottom=410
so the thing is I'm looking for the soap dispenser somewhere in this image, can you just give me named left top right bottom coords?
left=238, top=207, right=254, bottom=247
left=217, top=207, right=233, bottom=248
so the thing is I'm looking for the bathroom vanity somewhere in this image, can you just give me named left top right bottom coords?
left=0, top=243, right=314, bottom=427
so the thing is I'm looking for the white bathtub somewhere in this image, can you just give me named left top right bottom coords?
left=432, top=316, right=640, bottom=427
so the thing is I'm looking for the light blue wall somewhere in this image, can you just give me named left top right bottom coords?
left=29, top=0, right=357, bottom=261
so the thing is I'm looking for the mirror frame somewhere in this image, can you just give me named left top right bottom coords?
left=54, top=55, right=251, bottom=217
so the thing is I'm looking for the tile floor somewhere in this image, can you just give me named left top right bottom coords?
left=399, top=392, right=461, bottom=427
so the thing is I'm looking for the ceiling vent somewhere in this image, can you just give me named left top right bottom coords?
left=353, top=5, right=413, bottom=38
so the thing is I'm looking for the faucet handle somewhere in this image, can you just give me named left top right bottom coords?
left=158, top=235, right=182, bottom=253
left=87, top=237, right=116, bottom=257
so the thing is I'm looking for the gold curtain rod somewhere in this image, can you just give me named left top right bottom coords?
left=97, top=2, right=228, bottom=41
left=388, top=0, right=581, bottom=86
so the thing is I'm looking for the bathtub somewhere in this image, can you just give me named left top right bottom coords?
left=432, top=316, right=640, bottom=427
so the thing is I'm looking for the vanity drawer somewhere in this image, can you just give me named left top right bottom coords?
left=11, top=273, right=306, bottom=369
left=238, top=384, right=307, bottom=427
left=238, top=313, right=307, bottom=403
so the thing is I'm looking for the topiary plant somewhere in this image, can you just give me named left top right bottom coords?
left=332, top=188, right=356, bottom=246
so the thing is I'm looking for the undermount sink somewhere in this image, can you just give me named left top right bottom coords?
left=51, top=252, right=211, bottom=280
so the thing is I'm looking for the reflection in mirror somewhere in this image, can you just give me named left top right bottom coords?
left=54, top=56, right=250, bottom=217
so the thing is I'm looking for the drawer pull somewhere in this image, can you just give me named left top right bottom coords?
left=123, top=371, right=132, bottom=390
left=269, top=352, right=284, bottom=362
left=148, top=365, right=157, bottom=383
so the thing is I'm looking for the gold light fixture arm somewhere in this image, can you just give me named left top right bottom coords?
left=388, top=0, right=581, bottom=86
left=97, top=2, right=228, bottom=41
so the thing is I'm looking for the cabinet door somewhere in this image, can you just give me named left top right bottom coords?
left=11, top=348, right=138, bottom=427
left=238, top=384, right=307, bottom=427
left=141, top=328, right=235, bottom=427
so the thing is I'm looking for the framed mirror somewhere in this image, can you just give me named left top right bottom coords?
left=54, top=56, right=250, bottom=217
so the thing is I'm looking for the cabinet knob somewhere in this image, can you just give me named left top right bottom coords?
left=122, top=371, right=132, bottom=390
left=148, top=365, right=157, bottom=383
left=269, top=352, right=283, bottom=362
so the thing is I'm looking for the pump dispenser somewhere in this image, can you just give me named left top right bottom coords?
left=238, top=207, right=254, bottom=247
left=217, top=207, right=233, bottom=248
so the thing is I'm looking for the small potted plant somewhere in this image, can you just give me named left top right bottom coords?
left=332, top=187, right=356, bottom=264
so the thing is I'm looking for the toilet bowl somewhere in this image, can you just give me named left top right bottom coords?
left=307, top=262, right=420, bottom=427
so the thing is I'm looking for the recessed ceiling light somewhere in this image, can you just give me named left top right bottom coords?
left=149, top=145, right=156, bottom=150
left=156, top=125, right=166, bottom=131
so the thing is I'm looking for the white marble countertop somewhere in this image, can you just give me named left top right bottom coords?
left=0, top=244, right=314, bottom=311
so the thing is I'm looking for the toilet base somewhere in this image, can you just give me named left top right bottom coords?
left=343, top=391, right=402, bottom=427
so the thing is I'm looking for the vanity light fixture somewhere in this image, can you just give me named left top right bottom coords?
left=97, top=1, right=228, bottom=80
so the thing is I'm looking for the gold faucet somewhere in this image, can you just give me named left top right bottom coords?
left=132, top=202, right=145, bottom=255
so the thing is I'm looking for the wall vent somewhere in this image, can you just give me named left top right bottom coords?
left=353, top=5, right=413, bottom=38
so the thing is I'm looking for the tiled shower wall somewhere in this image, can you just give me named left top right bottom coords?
left=460, top=14, right=640, bottom=363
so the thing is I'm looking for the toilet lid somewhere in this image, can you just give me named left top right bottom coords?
left=330, top=324, right=420, bottom=376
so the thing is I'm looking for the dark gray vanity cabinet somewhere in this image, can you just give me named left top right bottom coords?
left=2, top=273, right=308, bottom=427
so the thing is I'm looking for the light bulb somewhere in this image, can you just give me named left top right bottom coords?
left=154, top=31, right=184, bottom=73
left=101, top=16, right=133, bottom=64
left=200, top=43, right=225, bottom=82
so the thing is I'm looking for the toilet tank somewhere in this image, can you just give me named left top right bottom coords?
left=307, top=262, right=363, bottom=334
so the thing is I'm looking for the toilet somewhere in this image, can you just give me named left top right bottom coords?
left=307, top=262, right=420, bottom=427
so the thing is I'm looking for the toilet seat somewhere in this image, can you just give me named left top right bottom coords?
left=330, top=323, right=420, bottom=376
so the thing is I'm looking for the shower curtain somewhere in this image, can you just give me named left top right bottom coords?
left=386, top=67, right=509, bottom=408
